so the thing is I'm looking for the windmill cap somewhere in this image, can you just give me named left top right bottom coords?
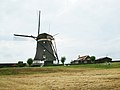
left=37, top=33, right=54, bottom=40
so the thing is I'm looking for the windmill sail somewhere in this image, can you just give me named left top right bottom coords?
left=38, top=11, right=41, bottom=35
left=14, top=34, right=36, bottom=39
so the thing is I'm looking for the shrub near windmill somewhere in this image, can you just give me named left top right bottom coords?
left=14, top=11, right=59, bottom=66
left=61, top=57, right=66, bottom=65
left=27, top=58, right=33, bottom=66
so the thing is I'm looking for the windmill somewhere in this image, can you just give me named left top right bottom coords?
left=14, top=11, right=59, bottom=65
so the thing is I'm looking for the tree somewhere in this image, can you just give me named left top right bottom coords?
left=90, top=56, right=96, bottom=63
left=61, top=56, right=66, bottom=65
left=27, top=58, right=33, bottom=66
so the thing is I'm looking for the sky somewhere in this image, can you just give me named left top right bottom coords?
left=0, top=0, right=120, bottom=63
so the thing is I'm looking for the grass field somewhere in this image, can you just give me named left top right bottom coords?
left=0, top=62, right=120, bottom=90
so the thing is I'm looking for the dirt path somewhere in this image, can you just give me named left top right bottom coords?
left=0, top=68, right=120, bottom=90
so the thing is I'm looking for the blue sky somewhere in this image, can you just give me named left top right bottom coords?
left=0, top=0, right=120, bottom=63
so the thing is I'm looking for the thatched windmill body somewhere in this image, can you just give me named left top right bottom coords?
left=14, top=11, right=59, bottom=65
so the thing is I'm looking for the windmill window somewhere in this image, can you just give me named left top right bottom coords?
left=43, top=55, right=46, bottom=59
left=43, top=49, right=46, bottom=52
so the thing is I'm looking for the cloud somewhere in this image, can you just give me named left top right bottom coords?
left=0, top=40, right=36, bottom=63
left=0, top=0, right=120, bottom=63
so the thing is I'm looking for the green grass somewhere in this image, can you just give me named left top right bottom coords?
left=0, top=62, right=119, bottom=75
left=68, top=62, right=120, bottom=69
left=46, top=62, right=120, bottom=69
left=0, top=67, right=61, bottom=75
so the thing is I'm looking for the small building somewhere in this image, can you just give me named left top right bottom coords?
left=71, top=55, right=91, bottom=64
left=95, top=57, right=112, bottom=63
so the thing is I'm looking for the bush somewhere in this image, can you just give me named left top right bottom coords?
left=17, top=61, right=24, bottom=67
left=61, top=56, right=66, bottom=65
left=27, top=58, right=33, bottom=66
left=90, top=56, right=96, bottom=63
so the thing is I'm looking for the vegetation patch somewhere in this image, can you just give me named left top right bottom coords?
left=0, top=62, right=119, bottom=75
